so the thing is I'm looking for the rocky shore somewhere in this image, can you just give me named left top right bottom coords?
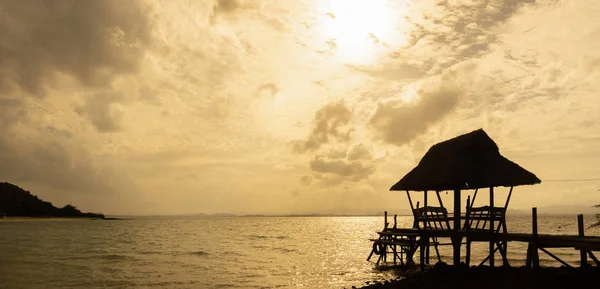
left=354, top=263, right=600, bottom=289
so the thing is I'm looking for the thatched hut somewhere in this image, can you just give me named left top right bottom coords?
left=391, top=129, right=540, bottom=191
left=391, top=129, right=541, bottom=266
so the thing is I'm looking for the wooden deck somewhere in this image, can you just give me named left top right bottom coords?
left=367, top=210, right=600, bottom=270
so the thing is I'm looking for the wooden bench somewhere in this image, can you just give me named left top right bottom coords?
left=413, top=206, right=452, bottom=231
left=464, top=205, right=508, bottom=266
left=464, top=205, right=507, bottom=233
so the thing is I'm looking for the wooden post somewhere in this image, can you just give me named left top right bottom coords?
left=452, top=189, right=461, bottom=266
left=489, top=187, right=495, bottom=268
left=424, top=190, right=430, bottom=264
left=436, top=191, right=444, bottom=207
left=504, top=186, right=513, bottom=209
left=394, top=214, right=397, bottom=229
left=465, top=195, right=471, bottom=266
left=532, top=208, right=538, bottom=237
left=532, top=207, right=539, bottom=268
left=454, top=190, right=461, bottom=230
left=420, top=237, right=426, bottom=272
left=578, top=214, right=587, bottom=267
left=384, top=211, right=388, bottom=229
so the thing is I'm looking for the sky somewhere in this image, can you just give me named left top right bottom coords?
left=1, top=0, right=600, bottom=215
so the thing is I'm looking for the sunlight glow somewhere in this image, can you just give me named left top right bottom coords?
left=320, top=0, right=404, bottom=65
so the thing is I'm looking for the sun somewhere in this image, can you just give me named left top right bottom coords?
left=319, top=0, right=404, bottom=65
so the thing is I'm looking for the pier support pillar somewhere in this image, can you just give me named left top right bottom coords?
left=452, top=189, right=461, bottom=266
left=489, top=187, right=495, bottom=268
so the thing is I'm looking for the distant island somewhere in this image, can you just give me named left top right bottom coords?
left=0, top=182, right=105, bottom=219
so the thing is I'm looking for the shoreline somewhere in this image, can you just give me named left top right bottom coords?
left=0, top=216, right=127, bottom=222
left=356, top=263, right=600, bottom=289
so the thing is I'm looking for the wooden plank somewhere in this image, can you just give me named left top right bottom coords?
left=472, top=188, right=478, bottom=206
left=436, top=191, right=444, bottom=208
left=539, top=247, right=573, bottom=268
left=478, top=245, right=500, bottom=267
left=588, top=251, right=599, bottom=266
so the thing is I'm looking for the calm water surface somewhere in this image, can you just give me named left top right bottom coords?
left=0, top=215, right=598, bottom=289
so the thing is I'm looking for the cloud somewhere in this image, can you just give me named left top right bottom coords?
left=369, top=72, right=465, bottom=146
left=299, top=175, right=312, bottom=186
left=0, top=0, right=149, bottom=204
left=75, top=91, right=126, bottom=132
left=256, top=83, right=280, bottom=98
left=309, top=157, right=375, bottom=182
left=399, top=0, right=535, bottom=74
left=304, top=142, right=380, bottom=186
left=0, top=0, right=153, bottom=131
left=347, top=143, right=372, bottom=161
left=0, top=1, right=151, bottom=95
left=0, top=131, right=133, bottom=197
left=210, top=0, right=259, bottom=24
left=292, top=101, right=352, bottom=152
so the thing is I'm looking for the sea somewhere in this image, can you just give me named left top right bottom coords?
left=0, top=215, right=599, bottom=289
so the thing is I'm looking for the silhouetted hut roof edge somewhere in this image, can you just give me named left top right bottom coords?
left=391, top=129, right=541, bottom=191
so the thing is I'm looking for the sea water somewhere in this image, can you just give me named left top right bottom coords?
left=0, top=215, right=598, bottom=289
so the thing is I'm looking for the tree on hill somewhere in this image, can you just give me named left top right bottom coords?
left=0, top=182, right=104, bottom=218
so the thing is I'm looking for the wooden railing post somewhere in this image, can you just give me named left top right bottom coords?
left=532, top=207, right=539, bottom=268
left=578, top=214, right=587, bottom=267
left=384, top=211, right=388, bottom=229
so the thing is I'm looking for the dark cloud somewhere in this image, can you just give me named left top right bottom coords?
left=210, top=0, right=250, bottom=23
left=0, top=133, right=132, bottom=196
left=0, top=0, right=152, bottom=130
left=0, top=1, right=151, bottom=95
left=292, top=101, right=352, bottom=152
left=370, top=76, right=462, bottom=146
left=75, top=91, right=125, bottom=132
left=0, top=97, right=26, bottom=130
left=214, top=0, right=241, bottom=13
left=304, top=143, right=379, bottom=186
left=0, top=0, right=148, bottom=198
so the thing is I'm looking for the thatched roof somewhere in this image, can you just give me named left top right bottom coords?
left=391, top=129, right=541, bottom=191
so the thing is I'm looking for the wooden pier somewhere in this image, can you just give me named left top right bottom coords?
left=368, top=209, right=600, bottom=270
left=367, top=129, right=600, bottom=270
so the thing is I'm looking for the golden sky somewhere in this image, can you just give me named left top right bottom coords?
left=1, top=0, right=599, bottom=215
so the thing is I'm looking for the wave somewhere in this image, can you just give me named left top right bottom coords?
left=191, top=250, right=209, bottom=256
left=249, top=235, right=288, bottom=240
left=99, top=254, right=136, bottom=261
left=138, top=251, right=164, bottom=255
left=273, top=247, right=297, bottom=253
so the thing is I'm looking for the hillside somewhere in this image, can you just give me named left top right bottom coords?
left=0, top=182, right=104, bottom=218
